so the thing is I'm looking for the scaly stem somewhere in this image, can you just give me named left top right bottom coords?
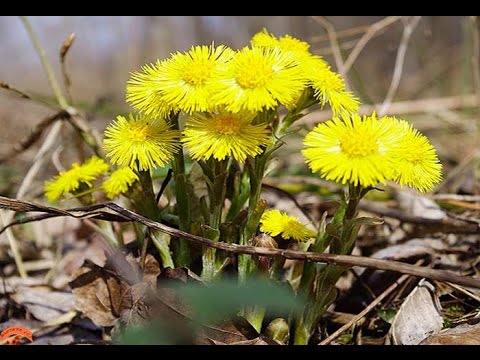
left=169, top=113, right=191, bottom=268
left=135, top=169, right=174, bottom=268
left=293, top=183, right=365, bottom=345
left=201, top=160, right=228, bottom=281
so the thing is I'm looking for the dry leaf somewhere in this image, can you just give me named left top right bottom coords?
left=421, top=321, right=480, bottom=345
left=397, top=191, right=445, bottom=220
left=70, top=262, right=132, bottom=327
left=387, top=280, right=443, bottom=345
left=372, top=238, right=448, bottom=261
left=11, top=286, right=75, bottom=323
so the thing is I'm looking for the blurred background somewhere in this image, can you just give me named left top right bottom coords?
left=0, top=16, right=478, bottom=195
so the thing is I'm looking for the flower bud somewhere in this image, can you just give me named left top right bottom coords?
left=265, top=318, right=289, bottom=344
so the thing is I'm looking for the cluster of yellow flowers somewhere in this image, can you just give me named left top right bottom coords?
left=103, top=29, right=359, bottom=169
left=44, top=29, right=442, bottom=243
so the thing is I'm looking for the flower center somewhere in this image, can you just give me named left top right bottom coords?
left=212, top=115, right=241, bottom=135
left=129, top=122, right=152, bottom=142
left=340, top=130, right=378, bottom=158
left=182, top=60, right=214, bottom=86
left=401, top=149, right=424, bottom=164
left=235, top=61, right=273, bottom=89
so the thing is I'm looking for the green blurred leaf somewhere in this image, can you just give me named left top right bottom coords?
left=173, top=278, right=303, bottom=323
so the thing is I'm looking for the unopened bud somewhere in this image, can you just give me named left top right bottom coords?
left=265, top=318, right=289, bottom=344
left=253, top=233, right=278, bottom=249
left=253, top=233, right=278, bottom=272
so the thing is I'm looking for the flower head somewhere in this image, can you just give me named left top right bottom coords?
left=126, top=45, right=234, bottom=115
left=213, top=46, right=306, bottom=112
left=309, top=64, right=359, bottom=115
left=251, top=29, right=358, bottom=114
left=182, top=111, right=270, bottom=162
left=44, top=156, right=108, bottom=202
left=126, top=60, right=179, bottom=118
left=260, top=209, right=316, bottom=242
left=302, top=114, right=399, bottom=187
left=103, top=113, right=180, bottom=171
left=251, top=29, right=311, bottom=58
left=102, top=167, right=139, bottom=199
left=384, top=117, right=442, bottom=192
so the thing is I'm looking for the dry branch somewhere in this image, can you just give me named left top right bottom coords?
left=1, top=196, right=479, bottom=289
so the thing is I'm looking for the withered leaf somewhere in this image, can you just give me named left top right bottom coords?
left=11, top=285, right=75, bottom=323
left=421, top=320, right=480, bottom=345
left=69, top=261, right=132, bottom=327
left=387, top=280, right=443, bottom=345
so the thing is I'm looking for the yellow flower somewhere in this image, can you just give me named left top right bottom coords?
left=103, top=113, right=180, bottom=171
left=384, top=117, right=442, bottom=192
left=251, top=29, right=357, bottom=113
left=44, top=156, right=108, bottom=202
left=302, top=114, right=399, bottom=187
left=251, top=29, right=282, bottom=48
left=213, top=46, right=306, bottom=112
left=127, top=45, right=234, bottom=115
left=182, top=111, right=270, bottom=163
left=126, top=60, right=179, bottom=118
left=102, top=167, right=139, bottom=199
left=309, top=64, right=359, bottom=115
left=260, top=209, right=316, bottom=242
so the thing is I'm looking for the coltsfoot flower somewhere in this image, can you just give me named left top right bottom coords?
left=260, top=209, right=316, bottom=242
left=182, top=111, right=270, bottom=163
left=103, top=113, right=180, bottom=171
left=44, top=156, right=108, bottom=202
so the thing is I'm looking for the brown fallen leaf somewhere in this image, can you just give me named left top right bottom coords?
left=421, top=320, right=480, bottom=345
left=70, top=261, right=132, bottom=327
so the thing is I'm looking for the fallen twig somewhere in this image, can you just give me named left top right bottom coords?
left=0, top=110, right=69, bottom=164
left=319, top=270, right=413, bottom=345
left=1, top=196, right=480, bottom=289
left=359, top=200, right=479, bottom=234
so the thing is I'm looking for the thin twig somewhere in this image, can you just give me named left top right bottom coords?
left=311, top=16, right=345, bottom=75
left=359, top=200, right=479, bottom=234
left=1, top=197, right=480, bottom=289
left=379, top=16, right=421, bottom=116
left=443, top=282, right=480, bottom=304
left=19, top=16, right=68, bottom=110
left=433, top=149, right=480, bottom=193
left=342, top=16, right=401, bottom=75
left=261, top=183, right=316, bottom=225
left=0, top=110, right=68, bottom=164
left=310, top=24, right=374, bottom=44
left=157, top=168, right=173, bottom=204
left=0, top=213, right=27, bottom=278
left=319, top=271, right=412, bottom=345
left=470, top=16, right=480, bottom=100
left=430, top=194, right=480, bottom=202
left=0, top=81, right=31, bottom=99
left=60, top=33, right=76, bottom=104
left=303, top=93, right=480, bottom=125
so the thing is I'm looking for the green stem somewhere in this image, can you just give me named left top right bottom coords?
left=169, top=113, right=191, bottom=268
left=201, top=160, right=228, bottom=281
left=293, top=183, right=365, bottom=345
left=150, top=230, right=174, bottom=268
left=134, top=169, right=174, bottom=268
